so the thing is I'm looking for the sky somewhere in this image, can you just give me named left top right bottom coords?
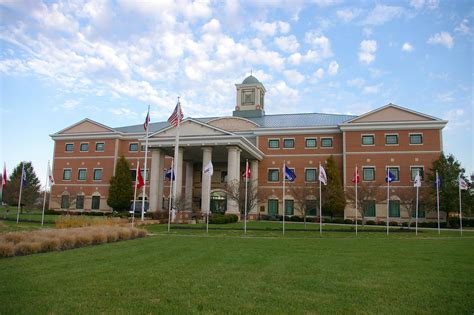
left=0, top=0, right=473, bottom=187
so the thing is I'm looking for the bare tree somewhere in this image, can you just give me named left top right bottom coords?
left=290, top=183, right=318, bottom=229
left=397, top=186, right=431, bottom=227
left=345, top=182, right=383, bottom=225
left=225, top=179, right=262, bottom=220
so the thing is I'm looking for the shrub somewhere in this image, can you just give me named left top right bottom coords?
left=366, top=220, right=376, bottom=225
left=75, top=234, right=93, bottom=246
left=290, top=216, right=303, bottom=222
left=389, top=221, right=399, bottom=226
left=401, top=222, right=409, bottom=227
left=227, top=214, right=239, bottom=223
left=15, top=242, right=38, bottom=256
left=117, top=228, right=132, bottom=240
left=323, top=218, right=332, bottom=223
left=0, top=243, right=15, bottom=257
left=343, top=219, right=353, bottom=224
left=41, top=238, right=61, bottom=252
left=378, top=221, right=386, bottom=226
left=60, top=235, right=76, bottom=250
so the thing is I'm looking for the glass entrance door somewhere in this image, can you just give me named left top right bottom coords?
left=210, top=191, right=227, bottom=214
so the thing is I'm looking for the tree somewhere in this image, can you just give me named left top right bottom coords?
left=345, top=182, right=383, bottom=225
left=321, top=156, right=346, bottom=218
left=290, top=182, right=317, bottom=228
left=397, top=186, right=431, bottom=227
left=3, top=162, right=41, bottom=211
left=107, top=156, right=133, bottom=212
left=425, top=153, right=470, bottom=227
left=225, top=179, right=261, bottom=220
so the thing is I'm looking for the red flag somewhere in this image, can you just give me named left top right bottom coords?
left=351, top=166, right=360, bottom=184
left=243, top=161, right=251, bottom=179
left=2, top=163, right=6, bottom=188
left=136, top=166, right=145, bottom=189
left=143, top=108, right=150, bottom=131
left=168, top=101, right=184, bottom=127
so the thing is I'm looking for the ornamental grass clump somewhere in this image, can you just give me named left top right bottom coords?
left=55, top=215, right=127, bottom=229
left=0, top=225, right=147, bottom=258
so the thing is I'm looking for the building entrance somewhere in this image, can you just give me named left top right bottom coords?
left=210, top=191, right=227, bottom=214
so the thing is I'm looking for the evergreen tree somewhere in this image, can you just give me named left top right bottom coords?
left=107, top=156, right=133, bottom=211
left=426, top=153, right=470, bottom=226
left=4, top=162, right=41, bottom=209
left=321, top=155, right=346, bottom=218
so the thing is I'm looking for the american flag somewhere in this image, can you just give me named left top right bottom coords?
left=351, top=166, right=360, bottom=184
left=143, top=107, right=150, bottom=131
left=168, top=102, right=184, bottom=127
left=459, top=176, right=469, bottom=190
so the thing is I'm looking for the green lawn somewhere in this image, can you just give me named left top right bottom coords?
left=1, top=223, right=473, bottom=314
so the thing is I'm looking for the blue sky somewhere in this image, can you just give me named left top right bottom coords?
left=1, top=0, right=472, bottom=186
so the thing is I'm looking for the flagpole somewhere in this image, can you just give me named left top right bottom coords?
left=386, top=168, right=390, bottom=236
left=244, top=159, right=248, bottom=235
left=458, top=174, right=463, bottom=236
left=282, top=161, right=285, bottom=236
left=319, top=162, right=322, bottom=236
left=415, top=172, right=419, bottom=236
left=141, top=105, right=150, bottom=222
left=16, top=162, right=24, bottom=224
left=436, top=171, right=440, bottom=235
left=41, top=160, right=50, bottom=226
left=207, top=168, right=211, bottom=234
left=168, top=159, right=174, bottom=233
left=355, top=165, right=358, bottom=236
left=132, top=160, right=140, bottom=228
left=172, top=99, right=181, bottom=222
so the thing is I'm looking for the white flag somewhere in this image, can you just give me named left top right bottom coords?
left=48, top=162, right=55, bottom=185
left=203, top=161, right=213, bottom=176
left=319, top=164, right=327, bottom=185
left=459, top=176, right=468, bottom=190
left=413, top=171, right=421, bottom=187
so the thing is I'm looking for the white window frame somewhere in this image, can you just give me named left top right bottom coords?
left=320, top=137, right=333, bottom=148
left=63, top=168, right=72, bottom=181
left=282, top=138, right=295, bottom=149
left=361, top=134, right=375, bottom=146
left=77, top=168, right=87, bottom=181
left=93, top=168, right=103, bottom=181
left=384, top=133, right=399, bottom=146
left=95, top=142, right=105, bottom=152
left=79, top=142, right=89, bottom=152
left=304, top=168, right=317, bottom=182
left=386, top=166, right=400, bottom=182
left=362, top=166, right=376, bottom=182
left=129, top=142, right=139, bottom=152
left=268, top=138, right=280, bottom=150
left=267, top=168, right=280, bottom=183
left=65, top=143, right=74, bottom=152
left=409, top=133, right=423, bottom=145
left=410, top=165, right=424, bottom=181
left=304, top=137, right=317, bottom=149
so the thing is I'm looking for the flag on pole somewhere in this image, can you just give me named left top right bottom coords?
left=319, top=164, right=327, bottom=185
left=351, top=167, right=360, bottom=184
left=48, top=163, right=55, bottom=185
left=413, top=171, right=422, bottom=187
left=459, top=177, right=468, bottom=190
left=243, top=161, right=251, bottom=179
left=168, top=101, right=184, bottom=127
left=203, top=161, right=214, bottom=176
left=284, top=165, right=296, bottom=182
left=385, top=170, right=396, bottom=183
left=21, top=164, right=28, bottom=187
left=143, top=108, right=151, bottom=131
left=136, top=166, right=145, bottom=189
left=2, top=163, right=6, bottom=188
left=435, top=173, right=442, bottom=188
left=165, top=168, right=175, bottom=180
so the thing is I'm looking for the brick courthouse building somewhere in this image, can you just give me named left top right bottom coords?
left=50, top=75, right=447, bottom=222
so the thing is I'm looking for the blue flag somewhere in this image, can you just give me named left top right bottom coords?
left=164, top=168, right=175, bottom=180
left=385, top=170, right=396, bottom=183
left=284, top=165, right=296, bottom=182
left=435, top=174, right=442, bottom=188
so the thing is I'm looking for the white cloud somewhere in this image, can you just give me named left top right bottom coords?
left=252, top=20, right=290, bottom=37
left=427, top=32, right=454, bottom=49
left=274, top=35, right=299, bottom=53
left=410, top=0, right=439, bottom=10
left=202, top=18, right=221, bottom=33
left=278, top=21, right=290, bottom=34
left=314, top=68, right=324, bottom=79
left=455, top=19, right=471, bottom=36
left=363, top=83, right=383, bottom=94
left=269, top=81, right=299, bottom=100
left=62, top=99, right=80, bottom=110
left=109, top=107, right=138, bottom=116
left=358, top=40, right=377, bottom=64
left=336, top=8, right=362, bottom=22
left=364, top=5, right=404, bottom=25
left=402, top=42, right=414, bottom=52
left=312, top=0, right=339, bottom=6
left=328, top=61, right=339, bottom=75
left=363, top=27, right=373, bottom=37
left=347, top=78, right=365, bottom=88
left=283, top=69, right=305, bottom=85
left=288, top=49, right=329, bottom=65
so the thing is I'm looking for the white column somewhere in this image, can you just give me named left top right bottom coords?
left=149, top=149, right=163, bottom=212
left=176, top=147, right=184, bottom=201
left=226, top=146, right=240, bottom=214
left=201, top=147, right=212, bottom=214
left=250, top=160, right=259, bottom=213
left=157, top=152, right=165, bottom=212
left=185, top=161, right=194, bottom=211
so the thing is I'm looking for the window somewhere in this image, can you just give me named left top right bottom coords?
left=385, top=134, right=399, bottom=145
left=78, top=169, right=87, bottom=181
left=221, top=171, right=227, bottom=183
left=362, top=167, right=375, bottom=181
left=283, top=139, right=295, bottom=148
left=268, top=169, right=279, bottom=182
left=410, top=167, right=424, bottom=181
left=141, top=144, right=147, bottom=151
left=305, top=169, right=317, bottom=182
left=306, top=200, right=317, bottom=216
left=410, top=134, right=423, bottom=145
left=63, top=169, right=72, bottom=180
left=129, top=143, right=139, bottom=151
left=284, top=200, right=294, bottom=215
left=363, top=200, right=376, bottom=217
left=95, top=142, right=105, bottom=151
left=242, top=89, right=255, bottom=105
left=93, top=169, right=103, bottom=181
left=65, top=143, right=74, bottom=152
left=389, top=200, right=400, bottom=217
left=141, top=169, right=149, bottom=182
left=362, top=135, right=375, bottom=145
left=321, top=138, right=333, bottom=147
left=268, top=139, right=279, bottom=149
left=130, top=169, right=137, bottom=180
left=411, top=203, right=426, bottom=218
left=91, top=196, right=100, bottom=210
left=387, top=167, right=400, bottom=182
left=80, top=143, right=89, bottom=152
left=305, top=138, right=317, bottom=148
left=268, top=199, right=278, bottom=215
left=76, top=195, right=84, bottom=209
left=61, top=195, right=69, bottom=209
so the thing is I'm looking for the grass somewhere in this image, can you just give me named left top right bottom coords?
left=0, top=222, right=473, bottom=314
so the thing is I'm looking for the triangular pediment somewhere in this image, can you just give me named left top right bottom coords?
left=207, top=117, right=259, bottom=131
left=348, top=104, right=439, bottom=123
left=57, top=119, right=116, bottom=134
left=150, top=119, right=232, bottom=138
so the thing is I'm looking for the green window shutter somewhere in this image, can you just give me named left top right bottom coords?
left=363, top=200, right=376, bottom=217
left=268, top=199, right=278, bottom=215
left=305, top=200, right=317, bottom=216
left=389, top=200, right=400, bottom=217
left=284, top=200, right=294, bottom=215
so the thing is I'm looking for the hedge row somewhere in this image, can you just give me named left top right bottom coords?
left=208, top=214, right=239, bottom=224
